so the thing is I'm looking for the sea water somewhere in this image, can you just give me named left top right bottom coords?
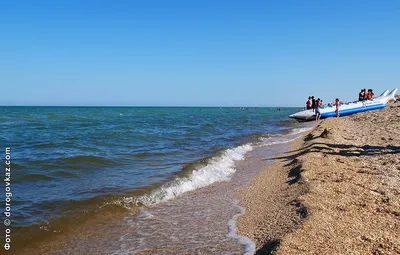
left=0, top=106, right=310, bottom=253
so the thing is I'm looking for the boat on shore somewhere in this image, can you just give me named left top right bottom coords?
left=289, top=88, right=398, bottom=121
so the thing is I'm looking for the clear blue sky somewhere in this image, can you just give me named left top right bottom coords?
left=1, top=0, right=399, bottom=106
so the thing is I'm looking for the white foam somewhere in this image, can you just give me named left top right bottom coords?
left=228, top=200, right=256, bottom=255
left=124, top=144, right=253, bottom=206
left=137, top=210, right=154, bottom=219
left=258, top=136, right=299, bottom=148
left=257, top=126, right=314, bottom=148
left=290, top=126, right=314, bottom=135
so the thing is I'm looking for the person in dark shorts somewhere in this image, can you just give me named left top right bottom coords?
left=311, top=96, right=316, bottom=112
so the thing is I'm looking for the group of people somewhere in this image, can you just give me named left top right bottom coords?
left=358, top=88, right=374, bottom=101
left=302, top=88, right=376, bottom=121
left=306, top=96, right=340, bottom=121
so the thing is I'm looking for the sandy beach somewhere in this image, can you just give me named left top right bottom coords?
left=238, top=101, right=400, bottom=254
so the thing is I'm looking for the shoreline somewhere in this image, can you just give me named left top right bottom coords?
left=237, top=131, right=310, bottom=254
left=238, top=102, right=400, bottom=254
left=15, top=125, right=310, bottom=254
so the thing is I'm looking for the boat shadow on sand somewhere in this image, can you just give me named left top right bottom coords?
left=263, top=134, right=399, bottom=186
left=255, top=134, right=399, bottom=254
left=266, top=135, right=399, bottom=164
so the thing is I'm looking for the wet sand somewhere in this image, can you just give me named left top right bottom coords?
left=238, top=102, right=400, bottom=254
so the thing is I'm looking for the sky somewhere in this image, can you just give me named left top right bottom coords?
left=1, top=0, right=399, bottom=107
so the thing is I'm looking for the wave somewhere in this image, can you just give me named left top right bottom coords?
left=9, top=163, right=24, bottom=170
left=63, top=155, right=111, bottom=164
left=28, top=155, right=116, bottom=172
left=133, top=151, right=178, bottom=158
left=256, top=125, right=314, bottom=147
left=290, top=126, right=315, bottom=135
left=124, top=144, right=253, bottom=206
left=258, top=133, right=299, bottom=146
left=14, top=173, right=55, bottom=183
left=51, top=171, right=78, bottom=178
left=278, top=118, right=300, bottom=127
left=34, top=142, right=59, bottom=148
left=31, top=155, right=112, bottom=166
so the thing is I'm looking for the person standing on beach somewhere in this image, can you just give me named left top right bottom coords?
left=306, top=96, right=312, bottom=110
left=311, top=96, right=316, bottom=112
left=315, top=98, right=322, bottom=120
left=335, top=98, right=340, bottom=117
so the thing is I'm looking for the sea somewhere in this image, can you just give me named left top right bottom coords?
left=0, top=106, right=313, bottom=254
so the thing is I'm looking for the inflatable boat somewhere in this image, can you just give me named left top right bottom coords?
left=289, top=88, right=398, bottom=121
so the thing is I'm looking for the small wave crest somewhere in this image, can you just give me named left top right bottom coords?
left=34, top=142, right=59, bottom=148
left=258, top=136, right=298, bottom=147
left=64, top=155, right=110, bottom=164
left=14, top=173, right=55, bottom=183
left=289, top=126, right=314, bottom=135
left=29, top=155, right=117, bottom=172
left=51, top=171, right=78, bottom=178
left=257, top=125, right=314, bottom=147
left=124, top=144, right=253, bottom=206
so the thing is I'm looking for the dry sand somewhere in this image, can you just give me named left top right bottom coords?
left=238, top=102, right=400, bottom=254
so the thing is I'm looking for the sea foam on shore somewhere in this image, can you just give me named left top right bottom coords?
left=128, top=144, right=253, bottom=206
